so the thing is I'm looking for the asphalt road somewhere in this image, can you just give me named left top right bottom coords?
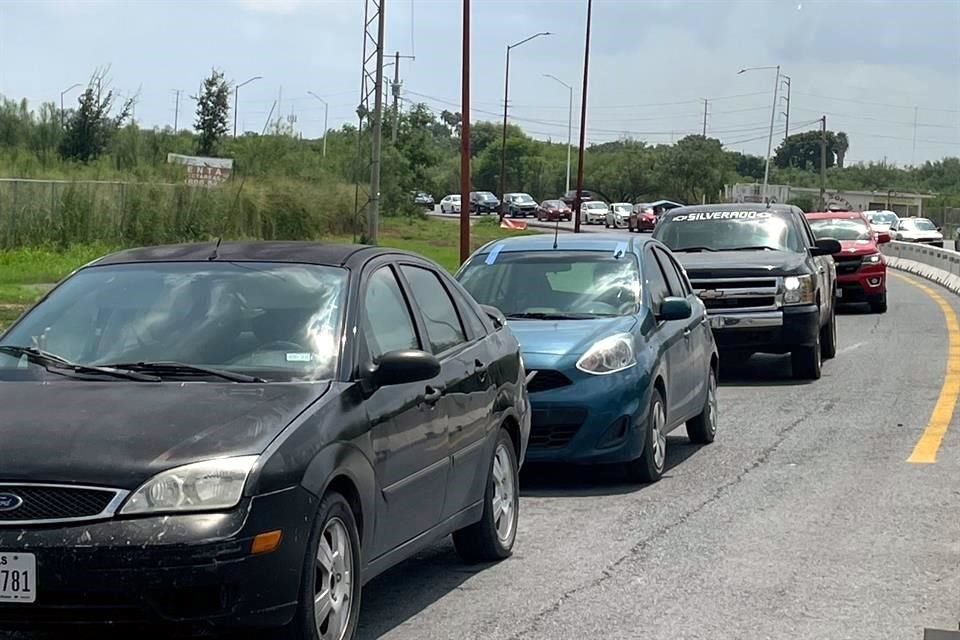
left=7, top=274, right=960, bottom=640
left=356, top=272, right=960, bottom=640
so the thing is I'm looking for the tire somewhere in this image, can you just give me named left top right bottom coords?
left=283, top=491, right=362, bottom=640
left=820, top=305, right=837, bottom=360
left=686, top=366, right=718, bottom=444
left=625, top=387, right=667, bottom=483
left=453, top=429, right=519, bottom=563
left=791, top=326, right=822, bottom=380
left=869, top=293, right=887, bottom=313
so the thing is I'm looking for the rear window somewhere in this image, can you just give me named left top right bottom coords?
left=654, top=209, right=803, bottom=253
left=809, top=218, right=871, bottom=241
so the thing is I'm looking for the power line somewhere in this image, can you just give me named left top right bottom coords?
left=791, top=106, right=958, bottom=129
left=792, top=91, right=960, bottom=114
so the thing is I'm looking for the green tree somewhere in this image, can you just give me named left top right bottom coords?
left=193, top=69, right=230, bottom=156
left=774, top=130, right=848, bottom=171
left=730, top=151, right=765, bottom=180
left=58, top=70, right=133, bottom=163
left=657, top=135, right=733, bottom=204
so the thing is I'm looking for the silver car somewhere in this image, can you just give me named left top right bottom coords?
left=580, top=201, right=610, bottom=225
left=605, top=202, right=634, bottom=228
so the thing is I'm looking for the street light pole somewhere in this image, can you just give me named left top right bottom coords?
left=59, top=83, right=81, bottom=129
left=233, top=75, right=263, bottom=137
left=544, top=74, right=573, bottom=194
left=498, top=31, right=551, bottom=219
left=572, top=0, right=593, bottom=234
left=738, top=65, right=780, bottom=202
left=459, top=0, right=471, bottom=265
left=307, top=92, right=329, bottom=158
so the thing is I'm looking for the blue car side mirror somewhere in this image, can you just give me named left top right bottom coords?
left=659, top=297, right=692, bottom=322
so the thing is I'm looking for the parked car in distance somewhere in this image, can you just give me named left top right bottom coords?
left=653, top=203, right=841, bottom=380
left=561, top=189, right=595, bottom=208
left=456, top=234, right=718, bottom=483
left=504, top=193, right=538, bottom=218
left=0, top=241, right=530, bottom=638
left=890, top=216, right=943, bottom=247
left=806, top=210, right=889, bottom=313
left=440, top=194, right=462, bottom=213
left=863, top=210, right=899, bottom=234
left=470, top=191, right=501, bottom=215
left=536, top=199, right=572, bottom=222
left=606, top=202, right=634, bottom=229
left=413, top=191, right=435, bottom=208
left=580, top=201, right=610, bottom=225
left=629, top=204, right=657, bottom=233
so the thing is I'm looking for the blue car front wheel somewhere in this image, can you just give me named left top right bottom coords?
left=625, top=387, right=666, bottom=483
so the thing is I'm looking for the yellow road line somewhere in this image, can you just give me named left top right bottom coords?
left=893, top=273, right=960, bottom=463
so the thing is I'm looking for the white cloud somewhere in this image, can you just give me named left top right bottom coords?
left=238, top=0, right=306, bottom=15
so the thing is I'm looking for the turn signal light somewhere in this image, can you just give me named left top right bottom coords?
left=251, top=530, right=283, bottom=555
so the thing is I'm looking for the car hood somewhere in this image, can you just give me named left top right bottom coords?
left=836, top=239, right=879, bottom=256
left=508, top=316, right=638, bottom=360
left=674, top=249, right=807, bottom=278
left=0, top=382, right=327, bottom=489
left=898, top=230, right=942, bottom=240
left=870, top=223, right=893, bottom=231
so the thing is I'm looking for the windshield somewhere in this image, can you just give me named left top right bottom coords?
left=809, top=218, right=872, bottom=241
left=512, top=194, right=535, bottom=203
left=544, top=200, right=564, bottom=209
left=867, top=212, right=897, bottom=224
left=477, top=192, right=497, bottom=201
left=0, top=263, right=346, bottom=382
left=654, top=210, right=802, bottom=252
left=899, top=218, right=937, bottom=231
left=612, top=204, right=632, bottom=213
left=457, top=250, right=641, bottom=318
left=586, top=202, right=607, bottom=210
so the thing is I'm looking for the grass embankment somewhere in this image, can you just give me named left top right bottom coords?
left=0, top=217, right=528, bottom=330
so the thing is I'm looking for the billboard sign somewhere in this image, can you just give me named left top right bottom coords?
left=166, top=154, right=233, bottom=187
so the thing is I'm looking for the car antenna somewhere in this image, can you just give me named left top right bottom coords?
left=552, top=215, right=560, bottom=249
left=207, top=236, right=222, bottom=261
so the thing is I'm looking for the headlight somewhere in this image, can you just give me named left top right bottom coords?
left=120, top=456, right=258, bottom=515
left=576, top=333, right=636, bottom=375
left=862, top=253, right=882, bottom=265
left=782, top=274, right=815, bottom=305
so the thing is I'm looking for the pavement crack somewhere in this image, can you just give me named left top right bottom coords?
left=506, top=406, right=816, bottom=640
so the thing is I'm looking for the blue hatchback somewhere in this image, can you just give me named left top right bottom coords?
left=457, top=234, right=718, bottom=482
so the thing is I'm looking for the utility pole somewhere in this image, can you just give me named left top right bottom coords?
left=572, top=0, right=593, bottom=234
left=173, top=89, right=181, bottom=132
left=354, top=0, right=384, bottom=244
left=367, top=1, right=386, bottom=245
left=702, top=98, right=709, bottom=137
left=233, top=76, right=263, bottom=137
left=819, top=115, right=827, bottom=210
left=911, top=106, right=918, bottom=165
left=544, top=74, right=573, bottom=193
left=307, top=92, right=329, bottom=157
left=781, top=75, right=791, bottom=139
left=389, top=51, right=416, bottom=144
left=59, top=83, right=81, bottom=129
left=459, top=0, right=471, bottom=264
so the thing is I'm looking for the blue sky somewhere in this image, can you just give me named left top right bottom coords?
left=1, top=0, right=958, bottom=165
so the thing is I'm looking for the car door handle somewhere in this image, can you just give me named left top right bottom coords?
left=474, top=359, right=488, bottom=382
left=422, top=386, right=442, bottom=405
left=683, top=328, right=692, bottom=339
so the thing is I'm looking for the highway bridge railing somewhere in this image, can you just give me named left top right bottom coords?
left=880, top=240, right=960, bottom=295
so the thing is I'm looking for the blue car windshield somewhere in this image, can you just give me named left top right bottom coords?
left=457, top=250, right=641, bottom=319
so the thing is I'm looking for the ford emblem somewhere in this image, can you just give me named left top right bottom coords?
left=0, top=493, right=23, bottom=512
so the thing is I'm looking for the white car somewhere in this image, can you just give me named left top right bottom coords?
left=580, top=201, right=610, bottom=225
left=606, top=202, right=634, bottom=228
left=864, top=210, right=899, bottom=234
left=890, top=217, right=944, bottom=247
left=439, top=194, right=462, bottom=213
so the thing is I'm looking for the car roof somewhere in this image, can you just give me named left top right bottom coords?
left=475, top=233, right=652, bottom=255
left=665, top=202, right=798, bottom=216
left=805, top=211, right=868, bottom=220
left=646, top=200, right=684, bottom=207
left=92, top=241, right=415, bottom=269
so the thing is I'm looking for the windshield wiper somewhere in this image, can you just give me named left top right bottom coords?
left=672, top=246, right=717, bottom=253
left=97, top=361, right=266, bottom=383
left=0, top=345, right=160, bottom=382
left=723, top=245, right=783, bottom=252
left=505, top=312, right=614, bottom=320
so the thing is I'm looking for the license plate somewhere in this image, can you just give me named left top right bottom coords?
left=0, top=553, right=36, bottom=603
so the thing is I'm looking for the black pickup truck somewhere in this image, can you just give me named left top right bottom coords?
left=652, top=203, right=841, bottom=380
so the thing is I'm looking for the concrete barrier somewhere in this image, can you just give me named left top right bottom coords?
left=880, top=241, right=960, bottom=296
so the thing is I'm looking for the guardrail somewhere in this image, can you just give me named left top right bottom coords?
left=880, top=241, right=960, bottom=275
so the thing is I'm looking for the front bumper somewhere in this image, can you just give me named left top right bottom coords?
left=473, top=202, right=500, bottom=213
left=510, top=206, right=537, bottom=217
left=0, top=486, right=316, bottom=630
left=837, top=265, right=886, bottom=302
left=582, top=213, right=606, bottom=224
left=708, top=304, right=819, bottom=353
left=525, top=365, right=650, bottom=465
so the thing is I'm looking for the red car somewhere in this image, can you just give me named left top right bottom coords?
left=628, top=204, right=657, bottom=232
left=536, top=199, right=572, bottom=222
left=806, top=210, right=890, bottom=313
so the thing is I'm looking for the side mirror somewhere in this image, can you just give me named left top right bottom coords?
left=937, top=226, right=943, bottom=233
left=366, top=350, right=440, bottom=390
left=877, top=232, right=891, bottom=244
left=479, top=304, right=506, bottom=330
left=811, top=238, right=842, bottom=256
left=658, top=296, right=692, bottom=321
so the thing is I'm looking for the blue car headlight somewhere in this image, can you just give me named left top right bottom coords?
left=576, top=333, right=636, bottom=375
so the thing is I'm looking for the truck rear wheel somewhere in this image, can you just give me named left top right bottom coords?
left=820, top=307, right=837, bottom=360
left=791, top=336, right=822, bottom=380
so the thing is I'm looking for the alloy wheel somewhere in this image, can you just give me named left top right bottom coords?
left=314, top=517, right=354, bottom=640
left=491, top=443, right=517, bottom=544
left=651, top=399, right=667, bottom=470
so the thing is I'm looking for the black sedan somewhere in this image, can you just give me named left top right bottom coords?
left=0, top=242, right=530, bottom=639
